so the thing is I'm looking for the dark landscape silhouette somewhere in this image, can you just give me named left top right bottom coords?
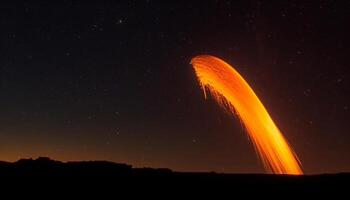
left=0, top=157, right=348, bottom=196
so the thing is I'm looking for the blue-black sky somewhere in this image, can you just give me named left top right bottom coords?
left=0, top=0, right=349, bottom=174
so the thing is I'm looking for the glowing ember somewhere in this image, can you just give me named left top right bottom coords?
left=191, top=55, right=303, bottom=175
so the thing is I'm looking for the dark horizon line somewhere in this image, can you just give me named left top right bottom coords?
left=1, top=156, right=349, bottom=176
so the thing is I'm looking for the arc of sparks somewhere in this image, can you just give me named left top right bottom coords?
left=191, top=55, right=302, bottom=175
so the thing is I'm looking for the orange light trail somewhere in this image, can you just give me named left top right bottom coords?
left=191, top=55, right=303, bottom=175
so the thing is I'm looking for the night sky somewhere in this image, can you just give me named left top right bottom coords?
left=1, top=1, right=349, bottom=174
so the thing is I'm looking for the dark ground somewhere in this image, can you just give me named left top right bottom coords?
left=0, top=157, right=348, bottom=197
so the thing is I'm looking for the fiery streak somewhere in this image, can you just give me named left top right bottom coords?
left=191, top=55, right=302, bottom=175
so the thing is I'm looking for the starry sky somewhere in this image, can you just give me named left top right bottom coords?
left=0, top=1, right=349, bottom=174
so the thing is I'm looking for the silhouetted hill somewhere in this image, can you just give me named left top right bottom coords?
left=0, top=157, right=348, bottom=196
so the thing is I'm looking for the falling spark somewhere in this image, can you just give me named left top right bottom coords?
left=191, top=55, right=302, bottom=175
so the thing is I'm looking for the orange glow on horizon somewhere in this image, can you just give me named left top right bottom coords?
left=191, top=55, right=303, bottom=175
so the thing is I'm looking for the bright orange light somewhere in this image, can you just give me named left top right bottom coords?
left=191, top=55, right=303, bottom=175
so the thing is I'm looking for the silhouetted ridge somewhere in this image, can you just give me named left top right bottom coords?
left=0, top=157, right=348, bottom=195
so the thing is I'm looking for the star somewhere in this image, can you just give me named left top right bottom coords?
left=116, top=19, right=125, bottom=25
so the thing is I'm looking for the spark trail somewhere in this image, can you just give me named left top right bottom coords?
left=191, top=55, right=303, bottom=175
